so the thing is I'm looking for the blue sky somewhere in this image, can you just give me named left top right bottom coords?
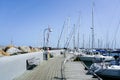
left=0, top=0, right=120, bottom=48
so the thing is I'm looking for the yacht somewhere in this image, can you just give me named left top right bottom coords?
left=90, top=62, right=120, bottom=80
left=79, top=51, right=114, bottom=62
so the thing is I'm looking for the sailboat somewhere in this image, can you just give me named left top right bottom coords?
left=79, top=2, right=114, bottom=62
left=90, top=60, right=120, bottom=80
left=80, top=52, right=114, bottom=62
left=89, top=17, right=120, bottom=80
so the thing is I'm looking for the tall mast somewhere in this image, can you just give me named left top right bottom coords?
left=77, top=28, right=80, bottom=48
left=106, top=31, right=109, bottom=49
left=77, top=13, right=80, bottom=49
left=91, top=2, right=95, bottom=51
left=11, top=38, right=13, bottom=46
left=82, top=34, right=84, bottom=48
left=89, top=35, right=90, bottom=49
left=73, top=24, right=76, bottom=49
left=100, top=38, right=103, bottom=48
left=98, top=39, right=100, bottom=48
left=114, top=39, right=116, bottom=49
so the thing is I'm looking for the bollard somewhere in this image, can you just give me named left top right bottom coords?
left=47, top=48, right=50, bottom=59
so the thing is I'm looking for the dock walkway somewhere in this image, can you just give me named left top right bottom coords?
left=14, top=53, right=98, bottom=80
left=14, top=55, right=64, bottom=80
left=64, top=54, right=98, bottom=80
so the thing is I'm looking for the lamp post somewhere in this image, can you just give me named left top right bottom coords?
left=43, top=27, right=52, bottom=50
left=43, top=27, right=52, bottom=60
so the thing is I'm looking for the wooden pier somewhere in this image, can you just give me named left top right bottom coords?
left=14, top=55, right=64, bottom=80
left=64, top=60, right=98, bottom=80
left=14, top=53, right=99, bottom=80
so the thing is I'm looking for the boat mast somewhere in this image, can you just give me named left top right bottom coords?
left=82, top=34, right=84, bottom=48
left=77, top=15, right=80, bottom=49
left=77, top=27, right=80, bottom=49
left=106, top=31, right=109, bottom=49
left=98, top=39, right=100, bottom=48
left=114, top=39, right=116, bottom=49
left=11, top=37, right=13, bottom=46
left=100, top=38, right=103, bottom=48
left=91, top=2, right=95, bottom=52
left=89, top=35, right=90, bottom=49
left=73, top=24, right=76, bottom=49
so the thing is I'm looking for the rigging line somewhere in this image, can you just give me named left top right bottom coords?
left=63, top=17, right=71, bottom=48
left=108, top=0, right=120, bottom=31
left=72, top=24, right=77, bottom=49
left=77, top=12, right=81, bottom=48
left=111, top=20, right=120, bottom=48
left=64, top=26, right=74, bottom=48
left=57, top=21, right=66, bottom=48
left=64, top=27, right=73, bottom=48
left=66, top=26, right=75, bottom=48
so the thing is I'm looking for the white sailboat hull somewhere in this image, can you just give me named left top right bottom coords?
left=96, top=68, right=120, bottom=79
left=80, top=54, right=114, bottom=62
left=90, top=63, right=120, bottom=79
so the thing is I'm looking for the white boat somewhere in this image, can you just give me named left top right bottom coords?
left=79, top=52, right=114, bottom=62
left=90, top=62, right=120, bottom=79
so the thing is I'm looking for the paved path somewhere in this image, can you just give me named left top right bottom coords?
left=14, top=55, right=64, bottom=80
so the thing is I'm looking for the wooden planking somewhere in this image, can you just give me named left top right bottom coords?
left=14, top=55, right=64, bottom=80
left=64, top=60, right=98, bottom=80
left=14, top=53, right=98, bottom=80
